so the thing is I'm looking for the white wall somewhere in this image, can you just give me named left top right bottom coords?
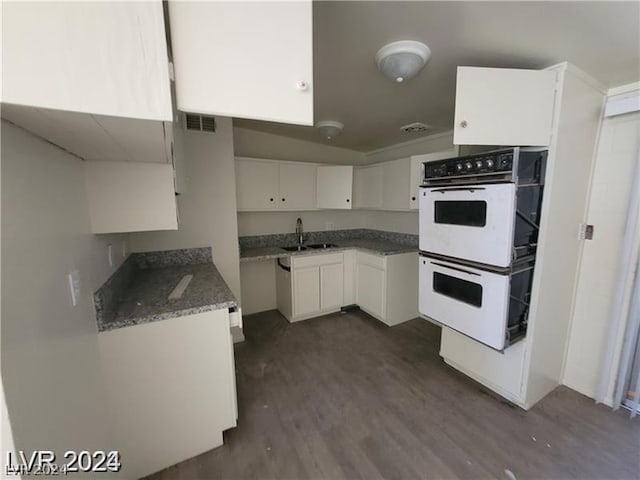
left=238, top=210, right=364, bottom=236
left=130, top=118, right=242, bottom=300
left=234, top=126, right=365, bottom=165
left=1, top=121, right=125, bottom=462
left=563, top=86, right=640, bottom=399
left=365, top=131, right=455, bottom=164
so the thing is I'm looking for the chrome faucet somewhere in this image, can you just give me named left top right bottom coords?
left=296, top=217, right=304, bottom=246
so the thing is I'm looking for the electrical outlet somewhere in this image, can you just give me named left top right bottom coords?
left=67, top=270, right=81, bottom=307
left=325, top=222, right=335, bottom=231
left=107, top=244, right=114, bottom=267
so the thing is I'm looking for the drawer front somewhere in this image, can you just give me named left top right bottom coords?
left=292, top=252, right=343, bottom=268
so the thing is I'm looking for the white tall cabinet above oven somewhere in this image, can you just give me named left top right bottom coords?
left=438, top=63, right=607, bottom=408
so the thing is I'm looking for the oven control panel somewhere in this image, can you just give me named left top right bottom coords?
left=423, top=149, right=515, bottom=182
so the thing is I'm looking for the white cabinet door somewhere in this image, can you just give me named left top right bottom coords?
left=279, top=163, right=317, bottom=210
left=382, top=158, right=411, bottom=210
left=354, top=164, right=383, bottom=209
left=293, top=266, right=320, bottom=318
left=356, top=262, right=386, bottom=319
left=168, top=1, right=313, bottom=126
left=320, top=263, right=344, bottom=311
left=2, top=1, right=171, bottom=121
left=342, top=250, right=357, bottom=305
left=454, top=67, right=557, bottom=146
left=83, top=162, right=177, bottom=234
left=317, top=166, right=353, bottom=209
left=235, top=159, right=279, bottom=210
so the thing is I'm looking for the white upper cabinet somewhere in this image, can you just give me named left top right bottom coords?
left=84, top=162, right=178, bottom=234
left=453, top=67, right=557, bottom=146
left=235, top=159, right=279, bottom=211
left=2, top=1, right=171, bottom=121
left=354, top=164, right=384, bottom=209
left=168, top=1, right=313, bottom=126
left=382, top=158, right=411, bottom=210
left=279, top=163, right=317, bottom=210
left=317, top=166, right=353, bottom=209
left=235, top=158, right=317, bottom=211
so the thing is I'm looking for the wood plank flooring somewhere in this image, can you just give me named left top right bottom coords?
left=145, top=309, right=639, bottom=480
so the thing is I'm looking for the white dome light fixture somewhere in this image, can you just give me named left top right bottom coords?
left=375, top=40, right=431, bottom=83
left=316, top=120, right=344, bottom=140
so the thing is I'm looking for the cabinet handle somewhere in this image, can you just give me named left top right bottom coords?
left=411, top=196, right=416, bottom=201
left=346, top=199, right=350, bottom=203
left=460, top=120, right=468, bottom=128
left=282, top=198, right=286, bottom=202
left=269, top=198, right=274, bottom=202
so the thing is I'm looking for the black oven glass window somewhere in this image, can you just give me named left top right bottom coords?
left=434, top=200, right=487, bottom=227
left=433, top=272, right=483, bottom=307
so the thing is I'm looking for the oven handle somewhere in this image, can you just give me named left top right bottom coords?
left=430, top=261, right=481, bottom=277
left=430, top=187, right=486, bottom=194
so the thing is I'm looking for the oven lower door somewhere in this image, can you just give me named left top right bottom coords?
left=419, top=254, right=510, bottom=350
left=419, top=182, right=516, bottom=267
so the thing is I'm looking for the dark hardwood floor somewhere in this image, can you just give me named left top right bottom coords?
left=146, top=309, right=639, bottom=480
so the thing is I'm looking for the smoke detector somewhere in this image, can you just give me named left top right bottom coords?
left=400, top=122, right=432, bottom=133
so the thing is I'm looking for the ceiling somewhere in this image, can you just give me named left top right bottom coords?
left=234, top=1, right=640, bottom=152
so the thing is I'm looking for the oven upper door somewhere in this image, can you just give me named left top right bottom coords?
left=418, top=255, right=510, bottom=350
left=419, top=183, right=516, bottom=267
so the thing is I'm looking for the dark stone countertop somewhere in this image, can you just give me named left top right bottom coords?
left=240, top=238, right=417, bottom=262
left=95, top=248, right=237, bottom=332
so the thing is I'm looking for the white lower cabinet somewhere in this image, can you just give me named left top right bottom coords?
left=278, top=252, right=345, bottom=322
left=99, top=309, right=237, bottom=479
left=293, top=265, right=321, bottom=318
left=276, top=250, right=417, bottom=326
left=356, top=251, right=418, bottom=326
left=320, top=263, right=344, bottom=310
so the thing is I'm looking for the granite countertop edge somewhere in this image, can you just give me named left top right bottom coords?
left=240, top=244, right=418, bottom=263
left=97, top=299, right=238, bottom=333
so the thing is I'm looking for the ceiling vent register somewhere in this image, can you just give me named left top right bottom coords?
left=185, top=114, right=216, bottom=133
left=400, top=122, right=432, bottom=133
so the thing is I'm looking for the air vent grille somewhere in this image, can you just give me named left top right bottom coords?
left=400, top=122, right=432, bottom=133
left=185, top=114, right=216, bottom=133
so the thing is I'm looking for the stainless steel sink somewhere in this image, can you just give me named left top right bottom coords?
left=281, top=245, right=308, bottom=252
left=307, top=243, right=339, bottom=249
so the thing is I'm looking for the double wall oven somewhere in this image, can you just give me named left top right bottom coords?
left=418, top=147, right=547, bottom=350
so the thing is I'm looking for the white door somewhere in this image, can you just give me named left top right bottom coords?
left=168, top=1, right=313, bottom=126
left=320, top=263, right=344, bottom=310
left=419, top=256, right=510, bottom=350
left=279, top=163, right=317, bottom=210
left=419, top=183, right=516, bottom=267
left=235, top=159, right=279, bottom=210
left=454, top=66, right=557, bottom=146
left=356, top=263, right=385, bottom=318
left=317, top=166, right=353, bottom=209
left=354, top=164, right=383, bottom=209
left=293, top=266, right=320, bottom=318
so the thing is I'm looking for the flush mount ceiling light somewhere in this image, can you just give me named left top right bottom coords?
left=375, top=40, right=431, bottom=83
left=316, top=120, right=344, bottom=140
